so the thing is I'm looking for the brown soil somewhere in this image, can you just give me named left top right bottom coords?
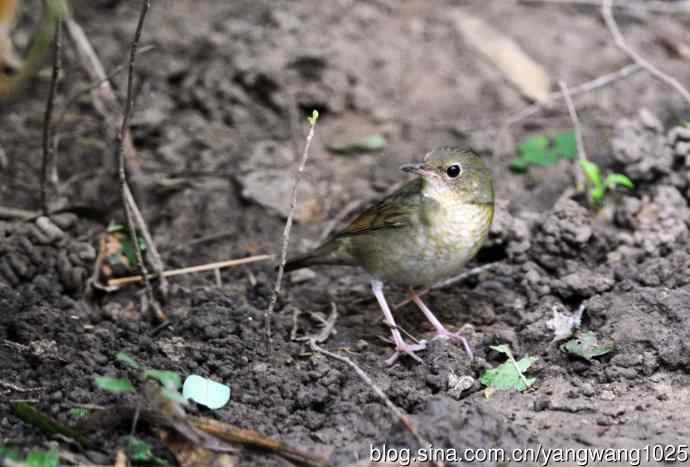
left=2, top=1, right=690, bottom=466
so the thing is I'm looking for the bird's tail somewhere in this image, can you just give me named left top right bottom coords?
left=284, top=241, right=353, bottom=272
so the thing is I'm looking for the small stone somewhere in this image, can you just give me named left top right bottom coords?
left=675, top=141, right=690, bottom=158
left=600, top=390, right=615, bottom=401
left=35, top=216, right=65, bottom=243
left=447, top=370, right=474, bottom=400
left=668, top=126, right=690, bottom=144
left=289, top=268, right=316, bottom=283
left=638, top=108, right=662, bottom=131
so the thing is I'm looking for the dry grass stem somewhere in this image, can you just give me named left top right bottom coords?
left=107, top=255, right=273, bottom=287
left=41, top=18, right=62, bottom=214
left=559, top=80, right=588, bottom=191
left=520, top=0, right=690, bottom=14
left=309, top=340, right=442, bottom=467
left=265, top=113, right=319, bottom=349
left=602, top=0, right=690, bottom=106
left=507, top=63, right=641, bottom=124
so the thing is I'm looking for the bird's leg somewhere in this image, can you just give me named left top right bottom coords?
left=409, top=289, right=473, bottom=359
left=371, top=280, right=427, bottom=365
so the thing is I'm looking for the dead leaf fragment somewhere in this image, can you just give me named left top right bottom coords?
left=452, top=11, right=551, bottom=103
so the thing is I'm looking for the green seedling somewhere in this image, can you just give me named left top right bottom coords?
left=69, top=407, right=89, bottom=419
left=578, top=159, right=634, bottom=205
left=480, top=344, right=537, bottom=392
left=511, top=131, right=577, bottom=171
left=95, top=352, right=185, bottom=403
left=124, top=436, right=166, bottom=465
left=307, top=109, right=319, bottom=125
left=0, top=446, right=59, bottom=467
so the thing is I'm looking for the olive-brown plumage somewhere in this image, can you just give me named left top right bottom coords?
left=286, top=147, right=495, bottom=364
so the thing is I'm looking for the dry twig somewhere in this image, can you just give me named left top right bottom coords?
left=521, top=0, right=690, bottom=14
left=309, top=340, right=442, bottom=467
left=107, top=254, right=273, bottom=287
left=265, top=111, right=319, bottom=349
left=65, top=13, right=169, bottom=297
left=114, top=0, right=164, bottom=320
left=602, top=0, right=690, bottom=106
left=558, top=80, right=588, bottom=192
left=41, top=18, right=62, bottom=214
left=506, top=63, right=641, bottom=124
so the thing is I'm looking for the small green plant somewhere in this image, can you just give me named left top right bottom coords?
left=578, top=159, right=634, bottom=205
left=480, top=344, right=536, bottom=392
left=511, top=131, right=577, bottom=171
left=94, top=352, right=186, bottom=403
left=0, top=446, right=58, bottom=467
left=123, top=436, right=166, bottom=465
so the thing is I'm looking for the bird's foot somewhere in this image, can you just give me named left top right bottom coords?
left=384, top=340, right=427, bottom=366
left=432, top=328, right=473, bottom=360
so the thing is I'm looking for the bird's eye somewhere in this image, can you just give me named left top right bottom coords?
left=446, top=164, right=462, bottom=178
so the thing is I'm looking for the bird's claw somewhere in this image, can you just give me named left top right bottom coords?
left=384, top=340, right=427, bottom=366
left=432, top=329, right=473, bottom=360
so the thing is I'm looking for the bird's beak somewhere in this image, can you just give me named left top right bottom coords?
left=400, top=162, right=435, bottom=177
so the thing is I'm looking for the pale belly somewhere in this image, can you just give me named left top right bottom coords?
left=350, top=203, right=493, bottom=287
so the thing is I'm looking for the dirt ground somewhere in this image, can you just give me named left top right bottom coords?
left=2, top=1, right=690, bottom=466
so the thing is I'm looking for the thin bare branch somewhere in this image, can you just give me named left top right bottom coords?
left=309, top=339, right=442, bottom=467
left=41, top=19, right=62, bottom=214
left=115, top=0, right=164, bottom=320
left=506, top=63, right=641, bottom=125
left=559, top=80, right=588, bottom=191
left=65, top=8, right=169, bottom=301
left=520, top=0, right=690, bottom=14
left=602, top=0, right=690, bottom=106
left=107, top=254, right=273, bottom=287
left=265, top=112, right=319, bottom=350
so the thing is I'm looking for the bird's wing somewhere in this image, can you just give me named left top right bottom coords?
left=336, top=177, right=431, bottom=237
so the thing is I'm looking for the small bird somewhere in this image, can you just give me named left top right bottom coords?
left=285, top=147, right=494, bottom=364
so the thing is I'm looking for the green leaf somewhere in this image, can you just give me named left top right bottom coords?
left=0, top=446, right=23, bottom=462
left=307, top=109, right=319, bottom=125
left=116, top=352, right=141, bottom=369
left=511, top=131, right=578, bottom=172
left=69, top=407, right=89, bottom=418
left=107, top=222, right=125, bottom=233
left=605, top=173, right=634, bottom=190
left=120, top=234, right=147, bottom=267
left=480, top=345, right=537, bottom=391
left=553, top=131, right=577, bottom=160
left=326, top=134, right=387, bottom=154
left=25, top=450, right=59, bottom=467
left=144, top=370, right=181, bottom=391
left=578, top=159, right=605, bottom=201
left=94, top=376, right=135, bottom=393
left=124, top=436, right=166, bottom=465
left=561, top=330, right=615, bottom=360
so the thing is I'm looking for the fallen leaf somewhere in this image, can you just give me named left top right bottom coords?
left=326, top=133, right=387, bottom=154
left=452, top=11, right=551, bottom=103
left=480, top=345, right=536, bottom=392
left=561, top=330, right=614, bottom=361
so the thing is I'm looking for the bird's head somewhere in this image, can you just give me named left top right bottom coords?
left=400, top=147, right=494, bottom=205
